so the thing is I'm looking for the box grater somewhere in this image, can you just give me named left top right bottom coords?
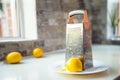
left=65, top=10, right=93, bottom=70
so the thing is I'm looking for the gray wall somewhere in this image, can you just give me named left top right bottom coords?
left=0, top=0, right=113, bottom=61
left=84, top=0, right=108, bottom=44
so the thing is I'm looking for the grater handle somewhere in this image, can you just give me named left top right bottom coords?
left=69, top=10, right=84, bottom=17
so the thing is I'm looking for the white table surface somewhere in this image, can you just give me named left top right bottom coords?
left=0, top=45, right=120, bottom=80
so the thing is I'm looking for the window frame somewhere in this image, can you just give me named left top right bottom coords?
left=0, top=0, right=37, bottom=42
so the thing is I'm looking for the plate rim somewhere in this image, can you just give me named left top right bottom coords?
left=51, top=60, right=109, bottom=74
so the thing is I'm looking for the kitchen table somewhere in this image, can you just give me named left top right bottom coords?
left=0, top=45, right=120, bottom=80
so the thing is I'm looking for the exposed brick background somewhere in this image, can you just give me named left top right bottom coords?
left=0, top=0, right=116, bottom=61
left=84, top=0, right=108, bottom=44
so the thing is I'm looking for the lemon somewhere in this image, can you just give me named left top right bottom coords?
left=79, top=56, right=84, bottom=62
left=33, top=48, right=44, bottom=58
left=66, top=57, right=83, bottom=72
left=79, top=56, right=84, bottom=70
left=6, top=52, right=23, bottom=64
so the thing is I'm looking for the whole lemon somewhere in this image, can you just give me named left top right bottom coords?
left=66, top=57, right=83, bottom=72
left=33, top=48, right=44, bottom=58
left=6, top=52, right=23, bottom=64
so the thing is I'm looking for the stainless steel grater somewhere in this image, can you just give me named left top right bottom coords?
left=65, top=10, right=93, bottom=70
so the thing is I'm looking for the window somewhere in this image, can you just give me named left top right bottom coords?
left=107, top=0, right=120, bottom=40
left=0, top=0, right=18, bottom=38
left=0, top=0, right=37, bottom=42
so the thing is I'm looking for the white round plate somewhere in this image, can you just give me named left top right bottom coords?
left=51, top=60, right=109, bottom=74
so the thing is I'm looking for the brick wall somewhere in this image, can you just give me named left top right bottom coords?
left=84, top=0, right=108, bottom=44
left=0, top=0, right=109, bottom=61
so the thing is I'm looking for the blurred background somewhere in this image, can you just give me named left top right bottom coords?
left=36, top=0, right=120, bottom=45
left=0, top=0, right=120, bottom=60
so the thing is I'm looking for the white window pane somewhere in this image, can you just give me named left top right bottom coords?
left=0, top=0, right=19, bottom=38
left=0, top=0, right=37, bottom=42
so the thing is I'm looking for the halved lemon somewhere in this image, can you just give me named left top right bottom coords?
left=66, top=57, right=83, bottom=72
